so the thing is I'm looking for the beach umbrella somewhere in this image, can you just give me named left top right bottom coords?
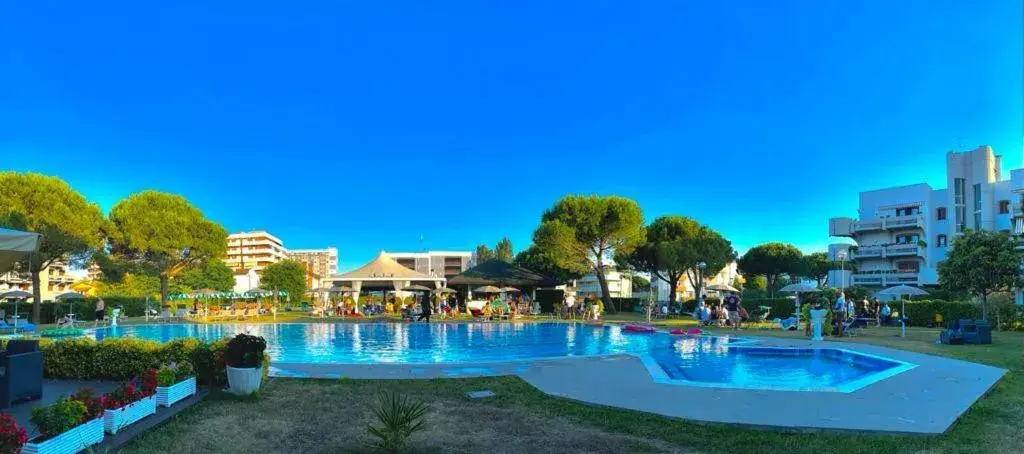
left=431, top=287, right=456, bottom=294
left=706, top=283, right=739, bottom=293
left=500, top=287, right=520, bottom=293
left=0, top=290, right=32, bottom=332
left=401, top=285, right=433, bottom=292
left=473, top=285, right=504, bottom=293
left=779, top=283, right=818, bottom=293
left=877, top=285, right=928, bottom=337
left=56, top=292, right=86, bottom=322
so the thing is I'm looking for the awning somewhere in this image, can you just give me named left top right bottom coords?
left=0, top=227, right=40, bottom=274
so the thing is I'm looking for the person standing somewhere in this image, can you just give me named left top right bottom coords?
left=93, top=298, right=106, bottom=327
left=416, top=294, right=432, bottom=323
left=564, top=292, right=576, bottom=319
left=724, top=292, right=741, bottom=331
left=833, top=291, right=846, bottom=336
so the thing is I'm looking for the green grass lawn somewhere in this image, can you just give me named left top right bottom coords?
left=122, top=315, right=1022, bottom=453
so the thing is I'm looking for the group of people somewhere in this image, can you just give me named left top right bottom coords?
left=562, top=293, right=602, bottom=321
left=833, top=292, right=898, bottom=327
left=693, top=292, right=746, bottom=331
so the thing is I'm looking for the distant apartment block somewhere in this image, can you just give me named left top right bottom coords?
left=576, top=269, right=633, bottom=299
left=0, top=259, right=76, bottom=301
left=386, top=251, right=474, bottom=279
left=224, top=231, right=289, bottom=274
left=652, top=262, right=740, bottom=302
left=828, top=146, right=1024, bottom=293
left=290, top=247, right=339, bottom=289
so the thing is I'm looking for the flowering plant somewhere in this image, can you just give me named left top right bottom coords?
left=0, top=412, right=27, bottom=453
left=102, top=369, right=158, bottom=410
left=70, top=387, right=105, bottom=420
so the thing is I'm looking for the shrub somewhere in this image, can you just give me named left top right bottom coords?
left=70, top=388, right=104, bottom=420
left=102, top=371, right=156, bottom=410
left=156, top=366, right=177, bottom=388
left=0, top=412, right=27, bottom=454
left=42, top=337, right=230, bottom=386
left=29, top=397, right=87, bottom=441
left=224, top=334, right=267, bottom=368
left=366, top=390, right=429, bottom=453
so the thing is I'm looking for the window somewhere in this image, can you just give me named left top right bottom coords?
left=999, top=200, right=1010, bottom=214
left=894, top=234, right=920, bottom=244
left=954, top=178, right=965, bottom=204
left=973, top=183, right=982, bottom=230
left=937, top=234, right=947, bottom=247
left=937, top=207, right=947, bottom=220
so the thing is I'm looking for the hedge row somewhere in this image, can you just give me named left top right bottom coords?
left=0, top=297, right=154, bottom=323
left=3, top=336, right=269, bottom=388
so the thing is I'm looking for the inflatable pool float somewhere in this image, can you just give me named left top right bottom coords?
left=40, top=327, right=86, bottom=338
left=686, top=328, right=703, bottom=336
left=669, top=328, right=684, bottom=335
left=623, top=323, right=657, bottom=333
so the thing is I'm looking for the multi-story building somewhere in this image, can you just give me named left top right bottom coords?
left=0, top=260, right=76, bottom=300
left=652, top=262, right=741, bottom=301
left=223, top=231, right=289, bottom=274
left=386, top=251, right=474, bottom=279
left=576, top=269, right=633, bottom=299
left=289, top=248, right=339, bottom=281
left=828, top=146, right=1020, bottom=292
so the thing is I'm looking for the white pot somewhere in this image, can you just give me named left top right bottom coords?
left=103, top=395, right=156, bottom=434
left=156, top=376, right=197, bottom=407
left=21, top=417, right=104, bottom=454
left=226, top=365, right=263, bottom=395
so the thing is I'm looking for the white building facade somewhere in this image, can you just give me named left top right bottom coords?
left=652, top=262, right=741, bottom=302
left=576, top=269, right=633, bottom=299
left=828, top=146, right=1023, bottom=299
left=386, top=251, right=474, bottom=279
left=224, top=231, right=290, bottom=274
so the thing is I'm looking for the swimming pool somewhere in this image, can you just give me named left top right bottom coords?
left=93, top=322, right=913, bottom=392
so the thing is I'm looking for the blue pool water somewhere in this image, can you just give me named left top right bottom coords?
left=94, top=322, right=911, bottom=391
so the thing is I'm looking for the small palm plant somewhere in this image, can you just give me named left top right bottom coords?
left=366, top=390, right=429, bottom=453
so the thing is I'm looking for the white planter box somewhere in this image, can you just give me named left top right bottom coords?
left=103, top=395, right=156, bottom=434
left=20, top=417, right=103, bottom=454
left=156, top=377, right=197, bottom=407
left=226, top=365, right=262, bottom=395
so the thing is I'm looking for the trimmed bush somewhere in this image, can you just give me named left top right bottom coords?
left=40, top=336, right=232, bottom=385
left=0, top=297, right=150, bottom=323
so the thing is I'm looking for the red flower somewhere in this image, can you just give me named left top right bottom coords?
left=0, top=412, right=27, bottom=453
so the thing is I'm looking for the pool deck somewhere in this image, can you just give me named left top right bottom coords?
left=271, top=336, right=1006, bottom=434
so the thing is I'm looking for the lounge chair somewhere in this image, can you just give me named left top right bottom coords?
left=174, top=308, right=188, bottom=321
left=0, top=340, right=43, bottom=409
left=776, top=317, right=799, bottom=330
left=155, top=309, right=173, bottom=323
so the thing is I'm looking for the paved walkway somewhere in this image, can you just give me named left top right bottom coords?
left=270, top=336, right=1005, bottom=434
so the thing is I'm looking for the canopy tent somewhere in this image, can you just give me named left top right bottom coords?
left=319, top=251, right=445, bottom=313
left=0, top=227, right=40, bottom=274
left=447, top=260, right=559, bottom=288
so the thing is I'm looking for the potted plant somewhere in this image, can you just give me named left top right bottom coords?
left=102, top=370, right=157, bottom=434
left=22, top=393, right=103, bottom=454
left=224, top=333, right=267, bottom=395
left=155, top=362, right=197, bottom=407
left=0, top=412, right=27, bottom=454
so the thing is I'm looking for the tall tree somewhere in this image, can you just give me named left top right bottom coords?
left=494, top=237, right=514, bottom=263
left=0, top=172, right=106, bottom=323
left=801, top=252, right=832, bottom=288
left=513, top=245, right=583, bottom=283
left=533, top=195, right=645, bottom=307
left=474, top=244, right=494, bottom=262
left=106, top=191, right=227, bottom=305
left=737, top=242, right=803, bottom=298
left=938, top=229, right=1022, bottom=320
left=259, top=259, right=308, bottom=302
left=176, top=258, right=235, bottom=292
left=617, top=216, right=734, bottom=303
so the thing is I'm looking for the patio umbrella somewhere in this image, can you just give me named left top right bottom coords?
left=474, top=285, right=504, bottom=293
left=500, top=287, right=520, bottom=293
left=401, top=285, right=433, bottom=292
left=706, top=283, right=739, bottom=293
left=0, top=290, right=32, bottom=333
left=56, top=291, right=86, bottom=322
left=877, top=285, right=928, bottom=337
left=779, top=283, right=818, bottom=293
left=431, top=287, right=456, bottom=294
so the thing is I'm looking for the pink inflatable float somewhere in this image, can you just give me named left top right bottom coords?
left=623, top=323, right=657, bottom=333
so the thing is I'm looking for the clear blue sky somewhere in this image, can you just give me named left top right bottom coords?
left=2, top=1, right=1021, bottom=271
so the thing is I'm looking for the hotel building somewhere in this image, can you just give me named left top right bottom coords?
left=828, top=146, right=1024, bottom=297
left=223, top=231, right=290, bottom=274
left=386, top=251, right=474, bottom=279
left=0, top=260, right=76, bottom=301
left=576, top=269, right=633, bottom=299
left=289, top=247, right=339, bottom=289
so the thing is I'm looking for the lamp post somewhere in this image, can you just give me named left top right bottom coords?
left=837, top=250, right=847, bottom=289
left=697, top=261, right=707, bottom=302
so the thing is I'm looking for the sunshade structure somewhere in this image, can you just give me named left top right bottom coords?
left=779, top=282, right=820, bottom=315
left=474, top=286, right=504, bottom=293
left=448, top=259, right=560, bottom=301
left=320, top=251, right=445, bottom=313
left=0, top=227, right=39, bottom=275
left=877, top=285, right=928, bottom=338
left=0, top=290, right=33, bottom=333
left=706, top=283, right=740, bottom=293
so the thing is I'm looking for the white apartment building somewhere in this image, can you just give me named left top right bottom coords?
left=828, top=146, right=1022, bottom=294
left=652, top=262, right=741, bottom=302
left=0, top=260, right=76, bottom=301
left=289, top=248, right=339, bottom=279
left=576, top=269, right=633, bottom=298
left=224, top=231, right=289, bottom=274
left=386, top=251, right=474, bottom=279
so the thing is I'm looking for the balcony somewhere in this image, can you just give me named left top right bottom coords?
left=851, top=271, right=920, bottom=287
left=885, top=244, right=924, bottom=257
left=852, top=215, right=924, bottom=233
left=852, top=246, right=883, bottom=259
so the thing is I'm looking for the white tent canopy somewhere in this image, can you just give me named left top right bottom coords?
left=0, top=227, right=40, bottom=274
left=320, top=251, right=445, bottom=313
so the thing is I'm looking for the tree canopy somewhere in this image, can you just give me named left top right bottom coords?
left=801, top=252, right=832, bottom=288
left=737, top=242, right=804, bottom=297
left=494, top=237, right=514, bottom=263
left=631, top=275, right=650, bottom=291
left=106, top=191, right=228, bottom=304
left=938, top=229, right=1022, bottom=320
left=513, top=245, right=583, bottom=284
left=259, top=259, right=308, bottom=302
left=176, top=258, right=235, bottom=292
left=0, top=172, right=106, bottom=322
left=474, top=244, right=494, bottom=262
left=533, top=195, right=645, bottom=306
left=617, top=216, right=734, bottom=303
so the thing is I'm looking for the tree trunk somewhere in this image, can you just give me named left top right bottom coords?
left=595, top=267, right=615, bottom=313
left=160, top=274, right=169, bottom=306
left=981, top=292, right=988, bottom=321
left=767, top=275, right=776, bottom=298
left=31, top=269, right=42, bottom=324
left=668, top=280, right=677, bottom=305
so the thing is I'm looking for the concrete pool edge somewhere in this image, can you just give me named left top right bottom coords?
left=267, top=335, right=1005, bottom=434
